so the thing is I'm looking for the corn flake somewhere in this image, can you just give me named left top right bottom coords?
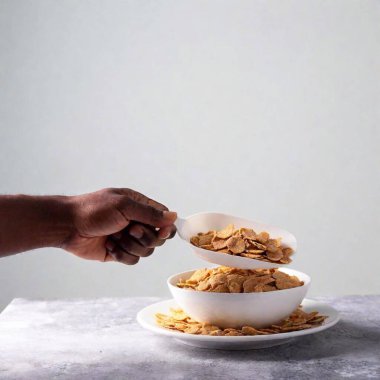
left=155, top=306, right=326, bottom=336
left=177, top=266, right=303, bottom=293
left=216, top=224, right=235, bottom=239
left=226, top=236, right=246, bottom=254
left=190, top=224, right=294, bottom=264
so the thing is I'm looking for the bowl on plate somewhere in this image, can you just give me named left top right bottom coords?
left=167, top=268, right=310, bottom=328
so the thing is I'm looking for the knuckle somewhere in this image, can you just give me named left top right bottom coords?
left=121, top=239, right=141, bottom=255
left=149, top=206, right=163, bottom=222
left=102, top=187, right=117, bottom=195
left=129, top=224, right=144, bottom=237
left=155, top=239, right=165, bottom=247
left=141, top=248, right=154, bottom=257
left=115, top=195, right=128, bottom=208
left=168, top=227, right=177, bottom=239
left=127, top=255, right=140, bottom=265
left=147, top=199, right=168, bottom=211
left=119, top=238, right=145, bottom=256
left=118, top=240, right=128, bottom=251
left=143, top=235, right=156, bottom=248
left=114, top=197, right=134, bottom=217
left=124, top=198, right=138, bottom=212
left=114, top=251, right=124, bottom=263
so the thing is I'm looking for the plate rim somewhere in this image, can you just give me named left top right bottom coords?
left=137, top=298, right=340, bottom=342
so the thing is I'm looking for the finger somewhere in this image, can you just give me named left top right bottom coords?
left=104, top=252, right=115, bottom=262
left=117, top=234, right=155, bottom=257
left=118, top=197, right=177, bottom=228
left=128, top=223, right=165, bottom=248
left=107, top=245, right=140, bottom=265
left=105, top=238, right=140, bottom=264
left=114, top=188, right=169, bottom=211
left=158, top=224, right=177, bottom=240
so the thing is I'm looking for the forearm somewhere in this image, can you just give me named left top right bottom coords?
left=0, top=195, right=75, bottom=257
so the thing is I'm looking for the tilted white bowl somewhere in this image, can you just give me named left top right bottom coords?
left=175, top=212, right=297, bottom=269
left=168, top=268, right=310, bottom=329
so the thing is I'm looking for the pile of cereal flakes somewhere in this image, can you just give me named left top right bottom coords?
left=154, top=223, right=328, bottom=337
left=156, top=307, right=327, bottom=336
left=190, top=224, right=293, bottom=263
left=177, top=266, right=303, bottom=293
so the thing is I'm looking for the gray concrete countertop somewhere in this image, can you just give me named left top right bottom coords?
left=0, top=296, right=379, bottom=380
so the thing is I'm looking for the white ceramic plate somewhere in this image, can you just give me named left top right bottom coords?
left=137, top=298, right=340, bottom=350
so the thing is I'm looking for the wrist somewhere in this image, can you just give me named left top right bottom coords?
left=18, top=194, right=78, bottom=249
left=48, top=195, right=77, bottom=248
left=0, top=194, right=77, bottom=256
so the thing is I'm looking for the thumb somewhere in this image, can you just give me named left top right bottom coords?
left=119, top=197, right=177, bottom=228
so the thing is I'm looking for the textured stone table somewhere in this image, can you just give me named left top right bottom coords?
left=0, top=296, right=379, bottom=380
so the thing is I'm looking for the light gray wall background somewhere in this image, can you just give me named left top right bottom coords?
left=0, top=0, right=379, bottom=311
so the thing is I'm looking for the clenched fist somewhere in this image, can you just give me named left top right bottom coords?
left=0, top=188, right=177, bottom=265
left=64, top=188, right=177, bottom=265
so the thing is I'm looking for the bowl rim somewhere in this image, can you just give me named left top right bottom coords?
left=178, top=211, right=298, bottom=261
left=182, top=211, right=290, bottom=234
left=167, top=267, right=311, bottom=296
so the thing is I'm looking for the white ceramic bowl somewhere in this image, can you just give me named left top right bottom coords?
left=167, top=268, right=310, bottom=328
left=176, top=212, right=297, bottom=269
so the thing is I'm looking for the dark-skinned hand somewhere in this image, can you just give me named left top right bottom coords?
left=63, top=188, right=177, bottom=265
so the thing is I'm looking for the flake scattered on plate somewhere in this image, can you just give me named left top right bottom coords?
left=137, top=299, right=340, bottom=350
